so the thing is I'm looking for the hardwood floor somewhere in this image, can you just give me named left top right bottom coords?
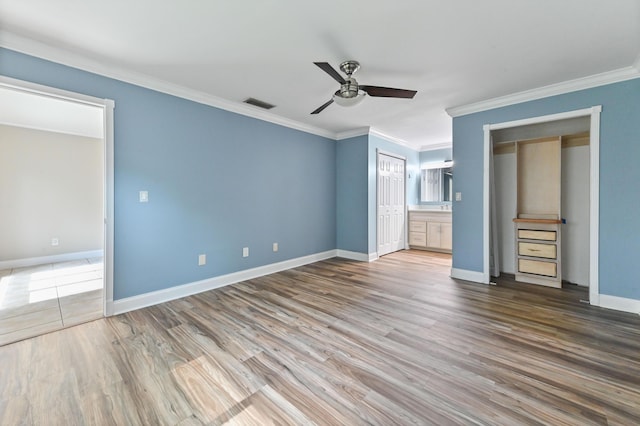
left=1, top=250, right=639, bottom=425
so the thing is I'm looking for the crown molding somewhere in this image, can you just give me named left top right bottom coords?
left=335, top=127, right=370, bottom=140
left=419, top=141, right=452, bottom=152
left=336, top=127, right=418, bottom=150
left=446, top=66, right=640, bottom=118
left=0, top=31, right=336, bottom=140
left=368, top=127, right=412, bottom=148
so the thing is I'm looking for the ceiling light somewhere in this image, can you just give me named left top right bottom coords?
left=333, top=91, right=365, bottom=107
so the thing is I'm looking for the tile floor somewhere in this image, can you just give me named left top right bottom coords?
left=0, top=257, right=103, bottom=346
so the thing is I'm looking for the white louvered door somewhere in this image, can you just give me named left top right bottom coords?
left=377, top=153, right=406, bottom=257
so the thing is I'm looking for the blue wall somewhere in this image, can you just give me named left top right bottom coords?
left=367, top=135, right=420, bottom=254
left=336, top=136, right=369, bottom=253
left=452, top=78, right=640, bottom=300
left=419, top=147, right=452, bottom=164
left=1, top=48, right=337, bottom=300
left=334, top=133, right=420, bottom=255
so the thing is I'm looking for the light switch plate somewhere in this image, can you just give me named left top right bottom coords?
left=139, top=190, right=149, bottom=203
left=198, top=254, right=206, bottom=266
left=243, top=247, right=249, bottom=257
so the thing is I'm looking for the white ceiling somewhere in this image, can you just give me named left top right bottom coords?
left=1, top=1, right=639, bottom=150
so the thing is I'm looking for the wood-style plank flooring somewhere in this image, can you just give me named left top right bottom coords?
left=0, top=258, right=103, bottom=346
left=1, top=250, right=639, bottom=425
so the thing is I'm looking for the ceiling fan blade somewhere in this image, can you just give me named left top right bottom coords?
left=314, top=62, right=346, bottom=84
left=359, top=85, right=417, bottom=99
left=311, top=99, right=334, bottom=114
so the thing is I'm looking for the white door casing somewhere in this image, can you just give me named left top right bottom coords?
left=377, top=152, right=406, bottom=257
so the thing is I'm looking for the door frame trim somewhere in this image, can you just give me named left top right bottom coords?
left=0, top=75, right=115, bottom=317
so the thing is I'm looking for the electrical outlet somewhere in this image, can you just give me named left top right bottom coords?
left=273, top=242, right=278, bottom=252
left=139, top=190, right=149, bottom=203
left=198, top=254, right=206, bottom=266
left=51, top=238, right=59, bottom=246
left=455, top=192, right=462, bottom=201
left=243, top=247, right=249, bottom=257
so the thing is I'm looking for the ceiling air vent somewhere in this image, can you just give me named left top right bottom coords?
left=244, top=98, right=275, bottom=110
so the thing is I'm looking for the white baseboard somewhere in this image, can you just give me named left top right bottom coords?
left=336, top=249, right=369, bottom=261
left=0, top=249, right=103, bottom=270
left=109, top=249, right=337, bottom=315
left=597, top=294, right=640, bottom=315
left=335, top=250, right=379, bottom=262
left=450, top=268, right=488, bottom=284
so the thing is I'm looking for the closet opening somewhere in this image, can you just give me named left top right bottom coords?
left=482, top=106, right=601, bottom=305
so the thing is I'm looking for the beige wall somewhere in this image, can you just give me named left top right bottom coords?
left=0, top=125, right=103, bottom=261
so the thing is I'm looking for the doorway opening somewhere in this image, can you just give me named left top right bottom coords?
left=0, top=77, right=114, bottom=345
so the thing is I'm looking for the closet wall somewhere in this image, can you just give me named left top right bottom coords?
left=561, top=139, right=590, bottom=285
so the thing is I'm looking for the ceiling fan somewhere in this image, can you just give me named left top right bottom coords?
left=311, top=60, right=417, bottom=114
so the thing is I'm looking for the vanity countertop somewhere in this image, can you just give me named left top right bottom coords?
left=408, top=205, right=452, bottom=213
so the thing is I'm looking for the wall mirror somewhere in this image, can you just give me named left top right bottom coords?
left=420, top=161, right=453, bottom=202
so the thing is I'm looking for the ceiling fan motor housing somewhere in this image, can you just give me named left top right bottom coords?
left=338, top=78, right=360, bottom=98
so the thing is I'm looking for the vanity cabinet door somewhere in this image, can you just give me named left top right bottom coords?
left=440, top=223, right=452, bottom=250
left=426, top=222, right=442, bottom=248
left=426, top=222, right=452, bottom=250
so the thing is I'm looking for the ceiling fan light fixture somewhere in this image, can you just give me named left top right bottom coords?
left=311, top=61, right=416, bottom=114
left=333, top=91, right=365, bottom=107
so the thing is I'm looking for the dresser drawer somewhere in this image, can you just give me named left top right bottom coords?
left=518, top=242, right=556, bottom=259
left=518, top=229, right=557, bottom=241
left=409, top=232, right=427, bottom=246
left=409, top=220, right=427, bottom=232
left=518, top=259, right=557, bottom=277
